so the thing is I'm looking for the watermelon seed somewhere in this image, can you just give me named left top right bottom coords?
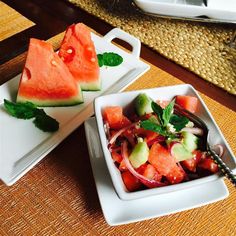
left=67, top=48, right=73, bottom=54
left=51, top=60, right=57, bottom=66
left=23, top=67, right=31, bottom=81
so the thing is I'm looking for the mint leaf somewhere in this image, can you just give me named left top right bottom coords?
left=103, top=52, right=123, bottom=66
left=97, top=54, right=104, bottom=67
left=141, top=120, right=167, bottom=136
left=34, top=113, right=59, bottom=132
left=170, top=114, right=189, bottom=132
left=4, top=99, right=59, bottom=132
left=148, top=115, right=160, bottom=125
left=151, top=102, right=164, bottom=125
left=162, top=100, right=175, bottom=127
left=97, top=52, right=123, bottom=67
left=141, top=99, right=188, bottom=139
left=4, top=99, right=37, bottom=119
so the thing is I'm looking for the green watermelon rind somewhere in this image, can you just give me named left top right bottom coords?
left=80, top=79, right=101, bottom=91
left=17, top=95, right=83, bottom=107
left=17, top=85, right=84, bottom=107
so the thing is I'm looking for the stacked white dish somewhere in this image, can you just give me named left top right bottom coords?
left=133, top=0, right=236, bottom=23
left=86, top=84, right=236, bottom=225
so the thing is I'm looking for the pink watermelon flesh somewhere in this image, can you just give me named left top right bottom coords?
left=58, top=23, right=100, bottom=91
left=17, top=38, right=83, bottom=106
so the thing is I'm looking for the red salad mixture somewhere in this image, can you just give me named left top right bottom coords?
left=102, top=94, right=221, bottom=192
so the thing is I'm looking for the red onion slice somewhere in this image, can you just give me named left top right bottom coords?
left=146, top=135, right=166, bottom=147
left=181, top=127, right=203, bottom=136
left=212, top=144, right=224, bottom=158
left=200, top=151, right=207, bottom=160
left=103, top=121, right=110, bottom=140
left=121, top=141, right=165, bottom=188
left=108, top=122, right=139, bottom=145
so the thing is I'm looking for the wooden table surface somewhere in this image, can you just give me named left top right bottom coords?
left=0, top=1, right=236, bottom=235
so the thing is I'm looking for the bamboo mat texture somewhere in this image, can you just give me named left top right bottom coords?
left=0, top=32, right=236, bottom=235
left=68, top=0, right=236, bottom=95
left=0, top=1, right=35, bottom=41
left=0, top=3, right=236, bottom=235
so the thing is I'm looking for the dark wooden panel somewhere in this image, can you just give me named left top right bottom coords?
left=0, top=0, right=67, bottom=63
left=2, top=0, right=64, bottom=26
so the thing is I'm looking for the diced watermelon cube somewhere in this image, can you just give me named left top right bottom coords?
left=121, top=171, right=142, bottom=192
left=166, top=165, right=185, bottom=184
left=103, top=106, right=131, bottom=130
left=198, top=157, right=219, bottom=173
left=111, top=151, right=122, bottom=163
left=181, top=150, right=202, bottom=172
left=148, top=143, right=176, bottom=176
left=103, top=106, right=123, bottom=128
left=175, top=95, right=198, bottom=113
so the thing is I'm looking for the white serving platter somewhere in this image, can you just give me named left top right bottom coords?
left=133, top=0, right=236, bottom=23
left=0, top=28, right=150, bottom=186
left=84, top=117, right=229, bottom=226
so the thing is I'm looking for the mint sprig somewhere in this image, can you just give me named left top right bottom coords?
left=97, top=52, right=123, bottom=67
left=33, top=110, right=59, bottom=132
left=169, top=114, right=189, bottom=132
left=4, top=99, right=37, bottom=119
left=97, top=54, right=104, bottom=67
left=4, top=99, right=59, bottom=132
left=141, top=119, right=167, bottom=136
left=151, top=102, right=163, bottom=125
left=162, top=100, right=175, bottom=127
left=141, top=100, right=189, bottom=137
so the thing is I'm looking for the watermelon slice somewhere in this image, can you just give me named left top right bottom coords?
left=58, top=23, right=100, bottom=91
left=17, top=38, right=83, bottom=106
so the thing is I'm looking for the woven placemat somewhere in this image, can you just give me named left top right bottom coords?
left=0, top=60, right=235, bottom=235
left=0, top=1, right=35, bottom=41
left=68, top=0, right=236, bottom=95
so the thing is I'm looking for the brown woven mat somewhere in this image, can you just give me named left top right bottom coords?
left=68, top=0, right=236, bottom=95
left=0, top=30, right=236, bottom=233
left=0, top=1, right=35, bottom=41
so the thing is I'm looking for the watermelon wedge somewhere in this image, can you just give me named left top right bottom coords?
left=17, top=38, right=83, bottom=107
left=58, top=23, right=100, bottom=91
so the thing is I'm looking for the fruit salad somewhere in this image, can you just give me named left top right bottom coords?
left=102, top=93, right=221, bottom=192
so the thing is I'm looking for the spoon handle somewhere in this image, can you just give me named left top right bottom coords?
left=203, top=0, right=208, bottom=7
left=209, top=148, right=236, bottom=187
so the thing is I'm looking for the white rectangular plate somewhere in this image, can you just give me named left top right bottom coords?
left=0, top=28, right=150, bottom=186
left=84, top=117, right=229, bottom=226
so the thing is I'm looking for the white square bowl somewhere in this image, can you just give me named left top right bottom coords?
left=94, top=84, right=236, bottom=200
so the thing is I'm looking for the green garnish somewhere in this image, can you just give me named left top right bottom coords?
left=141, top=119, right=168, bottom=137
left=140, top=100, right=189, bottom=138
left=151, top=102, right=164, bottom=125
left=97, top=52, right=123, bottom=67
left=162, top=100, right=175, bottom=127
left=169, top=114, right=189, bottom=132
left=4, top=99, right=59, bottom=132
left=33, top=110, right=59, bottom=132
left=4, top=99, right=37, bottom=119
left=97, top=54, right=104, bottom=67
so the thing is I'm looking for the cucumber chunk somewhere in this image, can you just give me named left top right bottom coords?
left=170, top=142, right=193, bottom=162
left=134, top=93, right=153, bottom=116
left=181, top=131, right=199, bottom=152
left=129, top=138, right=149, bottom=168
